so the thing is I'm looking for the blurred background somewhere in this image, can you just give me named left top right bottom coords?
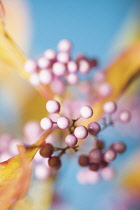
left=0, top=0, right=140, bottom=209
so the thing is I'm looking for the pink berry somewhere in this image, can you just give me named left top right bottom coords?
left=57, top=39, right=72, bottom=52
left=103, top=101, right=117, bottom=114
left=52, top=62, right=66, bottom=76
left=29, top=73, right=40, bottom=86
left=100, top=167, right=115, bottom=180
left=65, top=134, right=77, bottom=147
left=67, top=61, right=78, bottom=73
left=80, top=105, right=93, bottom=119
left=39, top=69, right=53, bottom=85
left=88, top=122, right=101, bottom=135
left=44, top=49, right=56, bottom=60
left=40, top=117, right=53, bottom=130
left=57, top=52, right=70, bottom=64
left=94, top=71, right=105, bottom=82
left=111, top=142, right=126, bottom=154
left=50, top=77, right=65, bottom=95
left=89, top=149, right=102, bottom=164
left=66, top=73, right=78, bottom=85
left=37, top=57, right=51, bottom=69
left=98, top=82, right=112, bottom=97
left=119, top=110, right=131, bottom=123
left=46, top=100, right=60, bottom=113
left=74, top=125, right=88, bottom=139
left=103, top=149, right=116, bottom=163
left=79, top=60, right=90, bottom=74
left=24, top=59, right=37, bottom=74
left=57, top=116, right=70, bottom=129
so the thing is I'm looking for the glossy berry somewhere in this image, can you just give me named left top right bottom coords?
left=67, top=61, right=78, bottom=73
left=88, top=122, right=101, bottom=135
left=48, top=156, right=61, bottom=170
left=40, top=117, right=53, bottom=130
left=111, top=142, right=126, bottom=154
left=89, top=163, right=99, bottom=171
left=119, top=110, right=131, bottom=123
left=46, top=100, right=60, bottom=113
left=39, top=143, right=54, bottom=158
left=66, top=73, right=78, bottom=85
left=74, top=126, right=88, bottom=139
left=89, top=149, right=102, bottom=163
left=103, top=149, right=116, bottom=163
left=78, top=155, right=89, bottom=167
left=103, top=101, right=117, bottom=114
left=39, top=69, right=53, bottom=85
left=65, top=134, right=77, bottom=147
left=44, top=49, right=56, bottom=60
left=79, top=60, right=90, bottom=74
left=29, top=73, right=40, bottom=86
left=57, top=39, right=72, bottom=52
left=57, top=116, right=70, bottom=129
left=37, top=57, right=51, bottom=69
left=57, top=52, right=70, bottom=64
left=52, top=62, right=66, bottom=76
left=80, top=105, right=93, bottom=119
left=24, top=59, right=37, bottom=74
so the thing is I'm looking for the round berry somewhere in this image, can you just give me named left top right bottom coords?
left=29, top=73, right=40, bottom=86
left=79, top=60, right=90, bottom=74
left=44, top=49, right=56, bottom=60
left=119, top=110, right=131, bottom=123
left=40, top=117, right=53, bottom=130
left=50, top=77, right=65, bottom=95
left=89, top=149, right=102, bottom=163
left=111, top=142, right=126, bottom=154
left=89, top=163, right=99, bottom=171
left=48, top=156, right=61, bottom=170
left=39, top=143, right=54, bottom=158
left=80, top=105, right=93, bottom=119
left=88, top=122, right=101, bottom=135
left=24, top=59, right=37, bottom=74
left=67, top=61, right=78, bottom=73
left=46, top=100, right=60, bottom=113
left=66, top=73, right=78, bottom=85
left=103, top=149, right=116, bottom=163
left=57, top=52, right=70, bottom=64
left=52, top=62, right=66, bottom=76
left=74, top=126, right=88, bottom=139
left=37, top=57, right=51, bottom=69
left=57, top=116, right=70, bottom=129
left=57, top=39, right=72, bottom=52
left=39, top=69, right=53, bottom=85
left=78, top=155, right=89, bottom=167
left=103, top=101, right=117, bottom=114
left=65, top=134, right=77, bottom=147
left=98, top=83, right=112, bottom=97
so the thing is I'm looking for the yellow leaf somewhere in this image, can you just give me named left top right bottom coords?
left=83, top=43, right=140, bottom=125
left=0, top=130, right=51, bottom=209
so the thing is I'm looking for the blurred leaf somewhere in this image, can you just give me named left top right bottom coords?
left=83, top=43, right=140, bottom=125
left=0, top=130, right=51, bottom=209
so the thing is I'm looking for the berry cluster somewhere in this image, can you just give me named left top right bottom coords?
left=24, top=39, right=98, bottom=94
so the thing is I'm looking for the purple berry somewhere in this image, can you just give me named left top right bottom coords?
left=119, top=110, right=131, bottom=123
left=57, top=39, right=72, bottom=52
left=78, top=155, right=89, bottom=167
left=74, top=126, right=88, bottom=139
left=67, top=61, right=78, bottom=73
left=52, top=62, right=66, bottom=76
left=89, top=163, right=99, bottom=171
left=79, top=60, right=90, bottom=74
left=39, top=143, right=54, bottom=158
left=88, top=122, right=101, bottom=135
left=57, top=116, right=70, bottom=129
left=40, top=117, right=53, bottom=130
left=111, top=142, right=126, bottom=154
left=37, top=57, right=51, bottom=69
left=66, top=73, right=78, bottom=85
left=65, top=134, right=77, bottom=147
left=46, top=100, right=60, bottom=113
left=57, top=52, right=70, bottom=64
left=24, top=59, right=37, bottom=74
left=80, top=105, right=93, bottom=119
left=103, top=101, right=117, bottom=114
left=89, top=149, right=102, bottom=163
left=39, top=69, right=53, bottom=85
left=103, top=149, right=116, bottom=163
left=48, top=156, right=61, bottom=170
left=44, top=49, right=56, bottom=60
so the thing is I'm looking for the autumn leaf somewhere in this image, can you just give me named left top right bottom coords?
left=0, top=130, right=51, bottom=210
left=82, top=43, right=140, bottom=125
